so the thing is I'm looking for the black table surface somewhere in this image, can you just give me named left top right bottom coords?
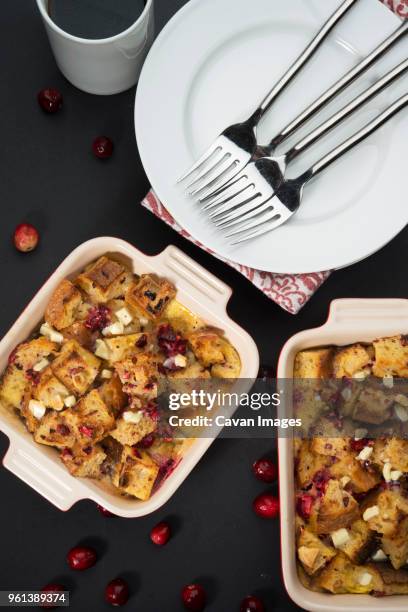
left=0, top=1, right=406, bottom=611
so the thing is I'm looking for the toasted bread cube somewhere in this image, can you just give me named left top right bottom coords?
left=64, top=389, right=115, bottom=443
left=332, top=344, right=372, bottom=378
left=373, top=438, right=408, bottom=473
left=372, top=335, right=408, bottom=378
left=0, top=365, right=32, bottom=410
left=316, top=553, right=383, bottom=594
left=382, top=516, right=408, bottom=570
left=296, top=441, right=329, bottom=489
left=62, top=321, right=97, bottom=352
left=98, top=373, right=127, bottom=416
left=339, top=520, right=377, bottom=564
left=330, top=452, right=381, bottom=494
left=113, top=446, right=159, bottom=500
left=352, top=387, right=393, bottom=425
left=51, top=340, right=100, bottom=395
left=316, top=480, right=359, bottom=534
left=362, top=489, right=408, bottom=537
left=34, top=410, right=75, bottom=448
left=11, top=337, right=56, bottom=371
left=211, top=340, right=241, bottom=378
left=33, top=367, right=69, bottom=411
left=110, top=411, right=157, bottom=446
left=311, top=437, right=349, bottom=457
left=76, top=256, right=132, bottom=303
left=104, top=333, right=149, bottom=364
left=294, top=348, right=334, bottom=379
left=60, top=443, right=107, bottom=478
left=374, top=562, right=408, bottom=595
left=187, top=330, right=225, bottom=367
left=45, top=280, right=82, bottom=330
left=163, top=299, right=203, bottom=334
left=147, top=438, right=185, bottom=467
left=114, top=353, right=158, bottom=398
left=125, top=274, right=175, bottom=320
left=297, top=527, right=336, bottom=575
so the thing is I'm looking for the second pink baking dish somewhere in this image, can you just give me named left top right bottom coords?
left=278, top=298, right=408, bottom=612
left=0, top=237, right=259, bottom=518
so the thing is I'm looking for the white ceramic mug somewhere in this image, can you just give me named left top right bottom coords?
left=35, top=0, right=155, bottom=95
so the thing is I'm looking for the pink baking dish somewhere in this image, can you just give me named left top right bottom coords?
left=277, top=298, right=408, bottom=612
left=0, top=237, right=259, bottom=518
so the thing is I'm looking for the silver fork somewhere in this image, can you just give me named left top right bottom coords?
left=177, top=0, right=360, bottom=195
left=225, top=92, right=408, bottom=244
left=200, top=20, right=408, bottom=208
left=209, top=58, right=408, bottom=227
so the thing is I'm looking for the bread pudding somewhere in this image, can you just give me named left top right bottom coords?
left=294, top=336, right=408, bottom=597
left=0, top=255, right=241, bottom=500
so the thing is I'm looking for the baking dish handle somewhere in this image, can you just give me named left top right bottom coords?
left=153, top=245, right=233, bottom=309
left=2, top=442, right=86, bottom=511
left=325, top=298, right=408, bottom=328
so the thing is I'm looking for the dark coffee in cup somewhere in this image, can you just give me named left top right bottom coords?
left=48, top=0, right=146, bottom=40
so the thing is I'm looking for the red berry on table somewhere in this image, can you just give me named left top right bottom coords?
left=150, top=521, right=171, bottom=546
left=93, top=136, right=114, bottom=159
left=105, top=578, right=129, bottom=607
left=240, top=595, right=265, bottom=612
left=253, top=493, right=280, bottom=519
left=66, top=545, right=97, bottom=570
left=97, top=504, right=115, bottom=517
left=40, top=583, right=64, bottom=609
left=252, top=458, right=277, bottom=483
left=38, top=88, right=63, bottom=114
left=13, top=223, right=39, bottom=253
left=181, top=584, right=206, bottom=611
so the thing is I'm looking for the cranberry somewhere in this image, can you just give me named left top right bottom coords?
left=240, top=595, right=265, bottom=612
left=253, top=493, right=280, bottom=519
left=138, top=433, right=155, bottom=448
left=312, top=469, right=330, bottom=496
left=350, top=438, right=370, bottom=452
left=85, top=305, right=111, bottom=332
left=40, top=583, right=64, bottom=609
left=57, top=424, right=70, bottom=436
left=13, top=223, right=39, bottom=253
left=252, top=458, right=277, bottom=483
left=150, top=521, right=171, bottom=546
left=38, top=88, right=63, bottom=114
left=93, top=136, right=114, bottom=159
left=181, top=584, right=206, bottom=611
left=135, top=334, right=148, bottom=348
left=296, top=493, right=314, bottom=520
left=67, top=545, right=97, bottom=571
left=105, top=578, right=129, bottom=607
left=26, top=368, right=41, bottom=384
left=97, top=504, right=115, bottom=517
left=79, top=425, right=94, bottom=438
left=157, top=324, right=187, bottom=357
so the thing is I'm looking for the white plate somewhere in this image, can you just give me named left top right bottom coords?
left=135, top=0, right=407, bottom=273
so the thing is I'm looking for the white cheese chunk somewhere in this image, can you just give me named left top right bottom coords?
left=40, top=322, right=64, bottom=343
left=115, top=307, right=133, bottom=327
left=33, top=358, right=49, bottom=372
left=123, top=411, right=143, bottom=424
left=382, top=374, right=394, bottom=389
left=139, top=317, right=149, bottom=327
left=102, top=321, right=124, bottom=336
left=28, top=399, right=46, bottom=420
left=94, top=339, right=110, bottom=360
left=174, top=354, right=187, bottom=368
left=372, top=549, right=387, bottom=562
left=341, top=387, right=352, bottom=401
left=64, top=395, right=76, bottom=408
left=391, top=470, right=403, bottom=481
left=101, top=369, right=113, bottom=379
left=331, top=528, right=350, bottom=548
left=357, top=446, right=373, bottom=461
left=353, top=370, right=368, bottom=380
left=340, top=476, right=351, bottom=488
left=363, top=505, right=380, bottom=521
left=358, top=572, right=373, bottom=586
left=383, top=462, right=392, bottom=482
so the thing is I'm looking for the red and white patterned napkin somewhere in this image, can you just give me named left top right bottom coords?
left=142, top=0, right=406, bottom=315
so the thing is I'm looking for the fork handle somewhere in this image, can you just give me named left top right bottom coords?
left=270, top=21, right=408, bottom=147
left=286, top=58, right=408, bottom=162
left=254, top=0, right=360, bottom=120
left=303, top=93, right=408, bottom=181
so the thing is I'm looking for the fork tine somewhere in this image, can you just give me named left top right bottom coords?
left=203, top=180, right=254, bottom=214
left=230, top=214, right=287, bottom=245
left=215, top=197, right=272, bottom=228
left=177, top=144, right=222, bottom=183
left=189, top=157, right=238, bottom=196
left=195, top=162, right=244, bottom=200
left=209, top=189, right=259, bottom=220
left=200, top=174, right=249, bottom=208
left=185, top=149, right=228, bottom=191
left=225, top=201, right=279, bottom=237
